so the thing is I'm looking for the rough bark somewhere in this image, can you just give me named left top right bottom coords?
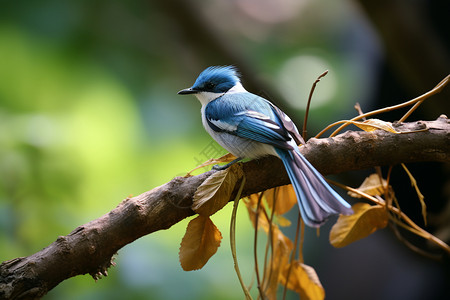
left=1, top=116, right=449, bottom=299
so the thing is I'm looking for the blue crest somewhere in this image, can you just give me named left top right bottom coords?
left=191, top=66, right=240, bottom=93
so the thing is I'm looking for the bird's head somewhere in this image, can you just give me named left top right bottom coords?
left=178, top=66, right=244, bottom=104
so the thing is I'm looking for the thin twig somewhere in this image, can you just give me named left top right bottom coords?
left=315, top=75, right=449, bottom=138
left=299, top=219, right=305, bottom=263
left=399, top=75, right=450, bottom=122
left=400, top=163, right=427, bottom=225
left=302, top=70, right=329, bottom=139
left=354, top=103, right=365, bottom=119
left=260, top=205, right=273, bottom=289
left=281, top=213, right=302, bottom=300
left=264, top=189, right=278, bottom=295
left=253, top=192, right=265, bottom=300
left=384, top=166, right=394, bottom=210
left=230, top=176, right=252, bottom=300
left=389, top=221, right=442, bottom=261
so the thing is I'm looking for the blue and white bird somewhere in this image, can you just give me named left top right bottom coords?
left=178, top=66, right=352, bottom=227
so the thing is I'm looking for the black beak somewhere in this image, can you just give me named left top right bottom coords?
left=177, top=87, right=198, bottom=95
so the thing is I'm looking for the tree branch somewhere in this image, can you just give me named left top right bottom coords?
left=1, top=116, right=449, bottom=299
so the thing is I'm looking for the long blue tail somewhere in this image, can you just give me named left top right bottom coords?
left=276, top=148, right=353, bottom=227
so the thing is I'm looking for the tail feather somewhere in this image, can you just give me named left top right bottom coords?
left=276, top=148, right=353, bottom=227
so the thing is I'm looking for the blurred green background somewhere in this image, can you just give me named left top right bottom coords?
left=1, top=0, right=449, bottom=299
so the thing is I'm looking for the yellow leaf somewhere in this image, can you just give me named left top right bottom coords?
left=330, top=203, right=389, bottom=248
left=277, top=215, right=292, bottom=227
left=264, top=226, right=293, bottom=299
left=265, top=185, right=297, bottom=215
left=348, top=173, right=388, bottom=198
left=272, top=225, right=294, bottom=253
left=179, top=215, right=222, bottom=271
left=265, top=245, right=289, bottom=298
left=245, top=193, right=261, bottom=209
left=244, top=198, right=270, bottom=233
left=280, top=261, right=325, bottom=300
left=352, top=119, right=399, bottom=133
left=192, top=164, right=243, bottom=216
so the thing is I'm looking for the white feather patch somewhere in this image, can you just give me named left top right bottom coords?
left=244, top=110, right=271, bottom=119
left=262, top=122, right=281, bottom=130
left=195, top=91, right=223, bottom=105
left=226, top=82, right=247, bottom=94
left=209, top=119, right=238, bottom=131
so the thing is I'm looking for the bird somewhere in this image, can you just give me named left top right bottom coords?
left=178, top=66, right=352, bottom=227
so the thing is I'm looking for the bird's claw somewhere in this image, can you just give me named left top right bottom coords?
left=212, top=164, right=228, bottom=171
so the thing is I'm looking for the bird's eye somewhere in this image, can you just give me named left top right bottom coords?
left=205, top=82, right=215, bottom=90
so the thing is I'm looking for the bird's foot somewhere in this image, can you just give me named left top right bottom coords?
left=212, top=157, right=242, bottom=171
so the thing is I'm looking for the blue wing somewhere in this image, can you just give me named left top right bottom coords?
left=204, top=92, right=303, bottom=150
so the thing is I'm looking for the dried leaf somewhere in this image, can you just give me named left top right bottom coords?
left=192, top=164, right=243, bottom=216
left=273, top=225, right=294, bottom=253
left=264, top=226, right=293, bottom=299
left=265, top=185, right=297, bottom=215
left=245, top=193, right=261, bottom=209
left=353, top=119, right=399, bottom=133
left=401, top=163, right=427, bottom=225
left=330, top=203, right=388, bottom=248
left=244, top=198, right=270, bottom=233
left=280, top=261, right=325, bottom=300
left=348, top=173, right=388, bottom=198
left=179, top=215, right=222, bottom=271
left=277, top=215, right=292, bottom=227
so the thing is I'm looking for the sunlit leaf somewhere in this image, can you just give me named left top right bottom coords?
left=330, top=203, right=388, bottom=248
left=179, top=215, right=222, bottom=271
left=353, top=119, right=399, bottom=133
left=348, top=173, right=388, bottom=198
left=192, top=164, right=243, bottom=216
left=280, top=261, right=325, bottom=300
left=265, top=184, right=297, bottom=215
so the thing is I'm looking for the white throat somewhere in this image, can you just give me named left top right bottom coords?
left=227, top=82, right=247, bottom=94
left=195, top=82, right=247, bottom=106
